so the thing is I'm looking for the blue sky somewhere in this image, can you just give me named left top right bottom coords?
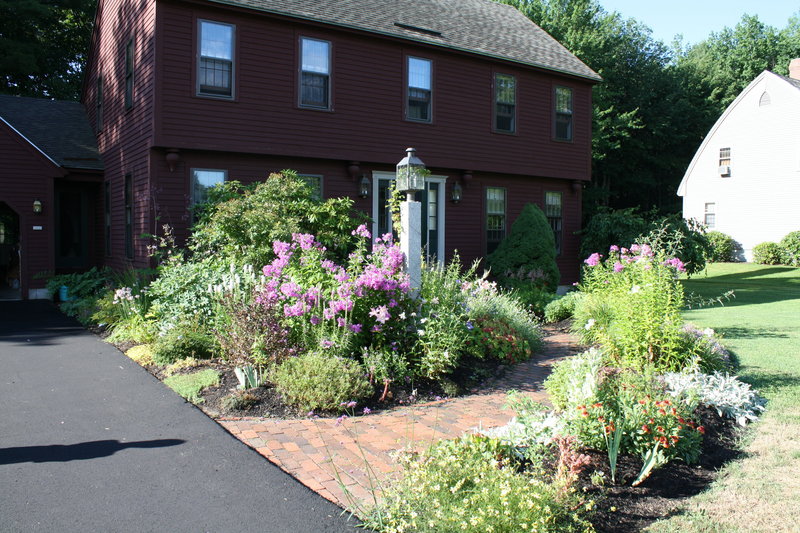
left=599, top=1, right=799, bottom=46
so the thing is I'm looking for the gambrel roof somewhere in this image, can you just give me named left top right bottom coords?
left=677, top=70, right=800, bottom=197
left=207, top=0, right=601, bottom=82
left=0, top=95, right=103, bottom=171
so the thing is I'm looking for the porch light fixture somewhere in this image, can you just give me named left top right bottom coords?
left=396, top=147, right=426, bottom=200
left=165, top=148, right=181, bottom=172
left=451, top=181, right=462, bottom=204
left=32, top=199, right=43, bottom=214
left=358, top=175, right=371, bottom=198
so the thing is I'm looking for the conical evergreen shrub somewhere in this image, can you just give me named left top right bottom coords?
left=487, top=203, right=560, bottom=291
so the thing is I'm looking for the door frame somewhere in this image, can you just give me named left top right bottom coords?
left=371, top=171, right=447, bottom=263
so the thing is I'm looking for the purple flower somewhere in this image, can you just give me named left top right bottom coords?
left=310, top=315, right=321, bottom=325
left=466, top=320, right=474, bottom=330
left=346, top=401, right=357, bottom=408
left=372, top=325, right=382, bottom=333
left=584, top=253, right=602, bottom=267
left=292, top=233, right=316, bottom=250
left=320, top=339, right=334, bottom=349
left=335, top=414, right=348, bottom=425
left=337, top=317, right=347, bottom=327
left=272, top=240, right=292, bottom=257
left=609, top=245, right=620, bottom=253
left=363, top=407, right=371, bottom=415
left=630, top=244, right=641, bottom=253
left=351, top=224, right=371, bottom=239
left=280, top=281, right=301, bottom=298
left=349, top=323, right=363, bottom=333
left=613, top=261, right=625, bottom=273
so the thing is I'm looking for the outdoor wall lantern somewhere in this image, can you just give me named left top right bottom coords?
left=396, top=147, right=426, bottom=200
left=165, top=148, right=181, bottom=172
left=451, top=181, right=463, bottom=204
left=358, top=175, right=371, bottom=198
left=32, top=199, right=43, bottom=214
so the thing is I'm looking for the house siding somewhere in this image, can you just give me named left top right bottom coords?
left=680, top=72, right=800, bottom=261
left=83, top=0, right=158, bottom=270
left=153, top=1, right=592, bottom=179
left=0, top=122, right=63, bottom=298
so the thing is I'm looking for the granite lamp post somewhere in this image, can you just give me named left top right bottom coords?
left=396, top=147, right=426, bottom=295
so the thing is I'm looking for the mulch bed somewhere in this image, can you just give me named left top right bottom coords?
left=98, top=323, right=747, bottom=532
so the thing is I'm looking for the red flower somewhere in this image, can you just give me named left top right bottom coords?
left=697, top=426, right=706, bottom=434
left=641, top=425, right=650, bottom=433
left=656, top=426, right=665, bottom=434
left=658, top=409, right=667, bottom=416
left=592, top=402, right=603, bottom=408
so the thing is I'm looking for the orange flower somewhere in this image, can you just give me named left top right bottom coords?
left=658, top=409, right=667, bottom=416
left=592, top=402, right=603, bottom=408
left=641, top=425, right=650, bottom=433
left=697, top=426, right=706, bottom=434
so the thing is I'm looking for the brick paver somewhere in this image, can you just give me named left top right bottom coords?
left=219, top=327, right=579, bottom=512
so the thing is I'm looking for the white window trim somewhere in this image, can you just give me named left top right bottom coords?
left=197, top=19, right=236, bottom=99
left=372, top=171, right=447, bottom=264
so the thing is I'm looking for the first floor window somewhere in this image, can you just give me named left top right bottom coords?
left=545, top=191, right=563, bottom=255
left=124, top=174, right=133, bottom=259
left=300, top=37, right=331, bottom=109
left=554, top=86, right=573, bottom=141
left=704, top=202, right=716, bottom=228
left=199, top=20, right=234, bottom=97
left=298, top=174, right=323, bottom=200
left=407, top=57, right=432, bottom=122
left=486, top=187, right=506, bottom=254
left=191, top=169, right=227, bottom=208
left=104, top=181, right=111, bottom=255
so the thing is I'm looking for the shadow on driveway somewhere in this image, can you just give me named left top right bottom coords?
left=0, top=439, right=185, bottom=465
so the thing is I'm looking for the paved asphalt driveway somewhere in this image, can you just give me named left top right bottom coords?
left=0, top=301, right=361, bottom=533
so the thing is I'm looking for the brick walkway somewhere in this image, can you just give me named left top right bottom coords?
left=219, top=328, right=580, bottom=511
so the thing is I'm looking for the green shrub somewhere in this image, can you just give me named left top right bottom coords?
left=503, top=279, right=557, bottom=315
left=752, top=241, right=783, bottom=265
left=163, top=368, right=220, bottom=404
left=148, top=259, right=228, bottom=330
left=152, top=325, right=219, bottom=365
left=705, top=231, right=738, bottom=263
left=576, top=245, right=689, bottom=372
left=544, top=291, right=582, bottom=323
left=487, top=203, right=560, bottom=291
left=640, top=215, right=710, bottom=275
left=579, top=207, right=650, bottom=260
left=213, top=299, right=294, bottom=370
left=125, top=344, right=155, bottom=366
left=366, top=434, right=594, bottom=533
left=190, top=171, right=366, bottom=266
left=271, top=352, right=372, bottom=412
left=46, top=267, right=113, bottom=301
left=779, top=231, right=800, bottom=266
left=464, top=314, right=532, bottom=364
left=466, top=282, right=543, bottom=357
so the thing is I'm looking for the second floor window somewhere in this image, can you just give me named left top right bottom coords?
left=704, top=202, right=716, bottom=229
left=554, top=86, right=573, bottom=141
left=407, top=57, right=432, bottom=122
left=494, top=74, right=516, bottom=133
left=300, top=37, right=331, bottom=109
left=96, top=75, right=104, bottom=132
left=199, top=20, right=234, bottom=98
left=719, top=147, right=731, bottom=176
left=124, top=40, right=134, bottom=109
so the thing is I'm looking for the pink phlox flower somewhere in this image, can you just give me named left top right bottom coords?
left=291, top=233, right=316, bottom=250
left=388, top=299, right=398, bottom=308
left=352, top=224, right=371, bottom=239
left=280, top=281, right=302, bottom=298
left=337, top=317, right=347, bottom=327
left=322, top=307, right=335, bottom=320
left=369, top=305, right=391, bottom=324
left=304, top=286, right=321, bottom=305
left=334, top=269, right=350, bottom=283
left=609, top=245, right=620, bottom=253
left=613, top=262, right=625, bottom=273
left=320, top=259, right=337, bottom=272
left=640, top=244, right=654, bottom=257
left=349, top=323, right=362, bottom=333
left=584, top=253, right=602, bottom=267
left=363, top=407, right=371, bottom=415
left=310, top=315, right=321, bottom=325
left=620, top=247, right=629, bottom=255
left=381, top=233, right=393, bottom=243
left=283, top=301, right=308, bottom=317
left=630, top=244, right=641, bottom=253
left=320, top=339, right=334, bottom=349
left=272, top=240, right=292, bottom=257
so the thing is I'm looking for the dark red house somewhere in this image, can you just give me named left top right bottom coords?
left=2, top=0, right=600, bottom=299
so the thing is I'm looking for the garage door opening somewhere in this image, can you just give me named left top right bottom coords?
left=0, top=202, right=21, bottom=300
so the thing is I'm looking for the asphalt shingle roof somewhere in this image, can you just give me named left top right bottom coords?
left=207, top=0, right=601, bottom=81
left=775, top=72, right=800, bottom=91
left=0, top=95, right=103, bottom=171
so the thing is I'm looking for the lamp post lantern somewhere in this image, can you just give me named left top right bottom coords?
left=396, top=147, right=426, bottom=295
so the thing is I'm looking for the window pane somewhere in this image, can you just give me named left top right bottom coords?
left=495, top=74, right=515, bottom=104
left=408, top=57, right=431, bottom=90
left=302, top=38, right=330, bottom=74
left=555, top=87, right=572, bottom=113
left=301, top=72, right=329, bottom=107
left=299, top=175, right=323, bottom=200
left=201, top=21, right=233, bottom=60
left=200, top=58, right=232, bottom=94
left=192, top=169, right=227, bottom=206
left=555, top=113, right=572, bottom=140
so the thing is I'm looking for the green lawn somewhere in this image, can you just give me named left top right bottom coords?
left=648, top=263, right=800, bottom=532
